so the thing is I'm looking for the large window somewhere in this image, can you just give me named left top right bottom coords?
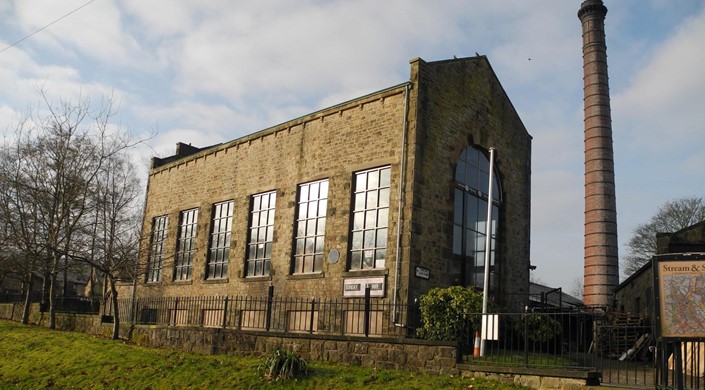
left=206, top=200, right=233, bottom=279
left=452, top=146, right=500, bottom=289
left=349, top=166, right=390, bottom=270
left=293, top=179, right=328, bottom=274
left=174, top=208, right=198, bottom=281
left=246, top=191, right=276, bottom=277
left=146, top=215, right=168, bottom=283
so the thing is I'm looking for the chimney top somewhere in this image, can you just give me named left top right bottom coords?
left=578, top=0, right=607, bottom=18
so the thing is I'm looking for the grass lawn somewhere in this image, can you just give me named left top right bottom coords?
left=0, top=320, right=530, bottom=389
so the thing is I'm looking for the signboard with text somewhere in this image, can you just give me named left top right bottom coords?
left=342, top=276, right=385, bottom=298
left=653, top=253, right=705, bottom=340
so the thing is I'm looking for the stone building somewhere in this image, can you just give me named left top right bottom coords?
left=135, top=55, right=532, bottom=315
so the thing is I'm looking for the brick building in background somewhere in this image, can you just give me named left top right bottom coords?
left=134, top=56, right=532, bottom=315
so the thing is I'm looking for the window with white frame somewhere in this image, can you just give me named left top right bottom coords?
left=206, top=200, right=233, bottom=279
left=174, top=208, right=198, bottom=281
left=349, top=166, right=390, bottom=270
left=146, top=215, right=168, bottom=283
left=293, top=179, right=328, bottom=274
left=246, top=191, right=276, bottom=277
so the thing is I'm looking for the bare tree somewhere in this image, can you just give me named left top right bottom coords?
left=622, top=196, right=705, bottom=277
left=569, top=277, right=583, bottom=301
left=0, top=127, right=49, bottom=323
left=0, top=90, right=149, bottom=328
left=77, top=151, right=143, bottom=339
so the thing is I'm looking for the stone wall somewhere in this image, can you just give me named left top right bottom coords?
left=0, top=303, right=106, bottom=335
left=127, top=325, right=459, bottom=374
left=139, top=85, right=408, bottom=301
left=407, top=57, right=532, bottom=312
left=615, top=264, right=653, bottom=324
left=136, top=56, right=532, bottom=316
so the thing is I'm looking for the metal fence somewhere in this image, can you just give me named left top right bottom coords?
left=0, top=292, right=100, bottom=314
left=0, top=292, right=43, bottom=304
left=457, top=311, right=597, bottom=370
left=106, top=293, right=419, bottom=339
left=594, top=317, right=655, bottom=387
left=11, top=290, right=696, bottom=388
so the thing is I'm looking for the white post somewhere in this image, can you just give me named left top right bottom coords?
left=480, top=147, right=496, bottom=357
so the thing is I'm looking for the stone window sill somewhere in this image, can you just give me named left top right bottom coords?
left=287, top=272, right=325, bottom=280
left=241, top=275, right=272, bottom=283
left=342, top=269, right=388, bottom=278
left=203, top=278, right=229, bottom=284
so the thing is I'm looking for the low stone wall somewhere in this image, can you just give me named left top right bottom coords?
left=0, top=303, right=105, bottom=335
left=126, top=325, right=458, bottom=374
left=0, top=302, right=20, bottom=321
left=458, top=365, right=598, bottom=389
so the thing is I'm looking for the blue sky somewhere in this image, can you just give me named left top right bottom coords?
left=1, top=0, right=704, bottom=293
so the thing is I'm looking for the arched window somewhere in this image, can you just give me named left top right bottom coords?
left=452, top=146, right=500, bottom=289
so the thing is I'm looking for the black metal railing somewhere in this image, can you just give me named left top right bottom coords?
left=106, top=292, right=419, bottom=339
left=655, top=340, right=705, bottom=390
left=5, top=291, right=679, bottom=386
left=594, top=319, right=655, bottom=387
left=39, top=296, right=101, bottom=314
left=457, top=311, right=597, bottom=370
left=0, top=292, right=43, bottom=304
left=0, top=292, right=100, bottom=314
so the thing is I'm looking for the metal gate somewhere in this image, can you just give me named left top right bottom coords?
left=654, top=341, right=705, bottom=390
left=594, top=316, right=656, bottom=388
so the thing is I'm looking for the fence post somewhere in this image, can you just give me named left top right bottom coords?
left=524, top=309, right=529, bottom=367
left=172, top=297, right=179, bottom=326
left=265, top=284, right=274, bottom=331
left=222, top=296, right=229, bottom=328
left=673, top=341, right=684, bottom=390
left=455, top=313, right=464, bottom=364
left=309, top=298, right=316, bottom=334
left=364, top=284, right=371, bottom=337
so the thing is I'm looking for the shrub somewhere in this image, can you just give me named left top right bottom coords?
left=417, top=286, right=483, bottom=341
left=514, top=313, right=562, bottom=343
left=258, top=348, right=308, bottom=381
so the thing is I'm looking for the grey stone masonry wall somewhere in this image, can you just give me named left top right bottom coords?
left=127, top=325, right=459, bottom=374
left=405, top=57, right=532, bottom=312
left=139, top=86, right=408, bottom=301
left=137, top=55, right=532, bottom=316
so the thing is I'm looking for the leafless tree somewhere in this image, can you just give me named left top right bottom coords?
left=0, top=90, right=150, bottom=328
left=76, top=151, right=143, bottom=339
left=569, top=277, right=583, bottom=301
left=622, top=196, right=705, bottom=277
left=0, top=126, right=49, bottom=323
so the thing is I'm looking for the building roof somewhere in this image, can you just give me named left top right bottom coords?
left=149, top=55, right=525, bottom=172
left=529, top=282, right=583, bottom=309
left=150, top=81, right=411, bottom=171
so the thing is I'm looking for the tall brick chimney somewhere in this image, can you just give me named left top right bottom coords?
left=578, top=0, right=619, bottom=308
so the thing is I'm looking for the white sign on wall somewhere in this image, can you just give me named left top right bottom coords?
left=342, top=276, right=385, bottom=298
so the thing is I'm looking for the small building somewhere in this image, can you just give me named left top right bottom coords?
left=615, top=220, right=705, bottom=325
left=135, top=56, right=532, bottom=317
left=529, top=282, right=584, bottom=311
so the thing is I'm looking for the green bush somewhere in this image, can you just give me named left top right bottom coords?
left=514, top=313, right=562, bottom=343
left=417, top=286, right=483, bottom=341
left=257, top=347, right=308, bottom=381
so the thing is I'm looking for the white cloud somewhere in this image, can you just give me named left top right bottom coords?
left=2, top=0, right=704, bottom=291
left=613, top=6, right=705, bottom=151
left=13, top=0, right=146, bottom=67
left=122, top=0, right=196, bottom=38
